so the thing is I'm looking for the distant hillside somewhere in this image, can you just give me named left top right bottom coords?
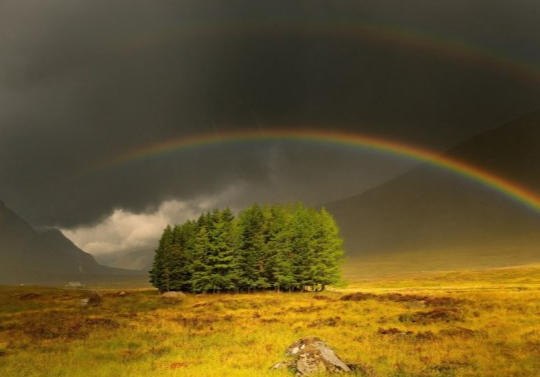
left=95, top=249, right=154, bottom=272
left=326, top=110, right=540, bottom=264
left=0, top=200, right=140, bottom=284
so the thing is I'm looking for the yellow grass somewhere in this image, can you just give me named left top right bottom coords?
left=1, top=265, right=540, bottom=377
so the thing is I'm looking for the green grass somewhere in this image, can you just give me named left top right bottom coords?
left=1, top=264, right=540, bottom=376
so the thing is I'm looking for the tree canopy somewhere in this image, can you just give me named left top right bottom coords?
left=149, top=203, right=344, bottom=293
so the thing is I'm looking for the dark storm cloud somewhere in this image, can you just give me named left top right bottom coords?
left=1, top=0, right=539, bottom=227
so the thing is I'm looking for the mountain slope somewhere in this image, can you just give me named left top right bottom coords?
left=326, top=110, right=540, bottom=264
left=0, top=200, right=136, bottom=284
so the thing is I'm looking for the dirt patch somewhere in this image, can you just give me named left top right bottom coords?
left=423, top=296, right=465, bottom=307
left=20, top=311, right=120, bottom=340
left=84, top=317, right=120, bottom=329
left=399, top=308, right=463, bottom=325
left=439, top=326, right=478, bottom=339
left=312, top=295, right=334, bottom=301
left=341, top=292, right=465, bottom=308
left=308, top=317, right=341, bottom=328
left=17, top=293, right=42, bottom=301
left=290, top=305, right=323, bottom=314
left=377, top=328, right=437, bottom=340
left=415, top=331, right=438, bottom=341
left=170, top=362, right=188, bottom=369
left=117, top=312, right=138, bottom=319
left=340, top=292, right=377, bottom=301
left=191, top=299, right=232, bottom=308
left=173, top=315, right=218, bottom=330
left=377, top=327, right=413, bottom=336
left=429, top=359, right=472, bottom=374
left=191, top=299, right=260, bottom=311
left=260, top=318, right=280, bottom=324
left=382, top=293, right=425, bottom=303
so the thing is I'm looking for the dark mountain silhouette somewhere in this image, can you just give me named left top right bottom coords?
left=326, top=110, right=540, bottom=266
left=0, top=200, right=139, bottom=284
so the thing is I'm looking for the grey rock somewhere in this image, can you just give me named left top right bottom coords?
left=270, top=361, right=294, bottom=371
left=79, top=298, right=90, bottom=306
left=274, top=337, right=351, bottom=376
left=161, top=291, right=187, bottom=302
left=80, top=291, right=103, bottom=307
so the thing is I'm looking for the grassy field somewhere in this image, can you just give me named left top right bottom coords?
left=1, top=265, right=540, bottom=377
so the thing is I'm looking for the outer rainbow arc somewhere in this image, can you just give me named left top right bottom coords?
left=117, top=22, right=540, bottom=90
left=91, top=129, right=540, bottom=215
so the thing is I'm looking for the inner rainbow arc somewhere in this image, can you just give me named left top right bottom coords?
left=91, top=129, right=540, bottom=215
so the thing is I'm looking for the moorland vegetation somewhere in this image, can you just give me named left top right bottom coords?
left=2, top=265, right=540, bottom=377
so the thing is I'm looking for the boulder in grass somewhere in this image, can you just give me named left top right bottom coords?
left=160, top=291, right=187, bottom=302
left=80, top=291, right=103, bottom=307
left=271, top=337, right=352, bottom=376
left=88, top=291, right=103, bottom=306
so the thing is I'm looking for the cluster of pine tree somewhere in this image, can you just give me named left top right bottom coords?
left=149, top=203, right=344, bottom=293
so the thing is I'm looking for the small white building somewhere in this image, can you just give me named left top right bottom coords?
left=65, top=281, right=84, bottom=288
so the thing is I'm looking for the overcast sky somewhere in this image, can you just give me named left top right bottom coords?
left=1, top=1, right=539, bottom=257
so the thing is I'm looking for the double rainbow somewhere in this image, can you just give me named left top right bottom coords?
left=90, top=20, right=540, bottom=212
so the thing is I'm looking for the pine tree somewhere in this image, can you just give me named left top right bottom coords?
left=266, top=204, right=295, bottom=291
left=149, top=225, right=174, bottom=292
left=165, top=224, right=194, bottom=291
left=202, top=208, right=238, bottom=292
left=217, top=207, right=239, bottom=291
left=289, top=203, right=318, bottom=291
left=190, top=221, right=212, bottom=293
left=311, top=208, right=344, bottom=291
left=237, top=204, right=269, bottom=291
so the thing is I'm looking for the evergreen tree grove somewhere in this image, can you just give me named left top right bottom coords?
left=149, top=203, right=344, bottom=293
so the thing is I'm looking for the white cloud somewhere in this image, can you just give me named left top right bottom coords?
left=61, top=186, right=244, bottom=257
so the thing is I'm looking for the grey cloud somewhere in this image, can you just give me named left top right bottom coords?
left=0, top=0, right=539, bottom=228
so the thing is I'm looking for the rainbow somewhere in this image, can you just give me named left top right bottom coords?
left=117, top=21, right=540, bottom=89
left=89, top=129, right=540, bottom=214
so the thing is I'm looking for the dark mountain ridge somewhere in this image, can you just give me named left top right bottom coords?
left=326, top=110, right=540, bottom=261
left=0, top=200, right=138, bottom=284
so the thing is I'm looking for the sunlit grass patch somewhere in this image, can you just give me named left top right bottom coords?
left=1, top=266, right=540, bottom=377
